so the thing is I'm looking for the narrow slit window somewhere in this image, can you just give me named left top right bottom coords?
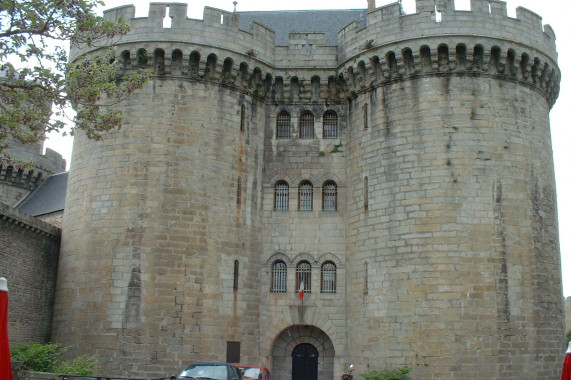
left=237, top=177, right=242, bottom=205
left=233, top=260, right=239, bottom=291
left=240, top=104, right=246, bottom=132
left=364, top=176, right=369, bottom=211
left=363, top=103, right=368, bottom=130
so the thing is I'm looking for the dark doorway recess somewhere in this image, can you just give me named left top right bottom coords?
left=292, top=343, right=318, bottom=380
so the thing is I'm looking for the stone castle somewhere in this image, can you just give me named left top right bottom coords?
left=1, top=0, right=568, bottom=379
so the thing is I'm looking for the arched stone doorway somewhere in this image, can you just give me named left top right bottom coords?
left=271, top=325, right=335, bottom=380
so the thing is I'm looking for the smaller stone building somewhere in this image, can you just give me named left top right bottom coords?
left=0, top=203, right=60, bottom=344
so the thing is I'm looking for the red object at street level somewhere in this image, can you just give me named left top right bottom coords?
left=0, top=277, right=12, bottom=380
left=562, top=342, right=571, bottom=380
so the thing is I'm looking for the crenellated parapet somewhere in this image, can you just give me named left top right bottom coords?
left=70, top=4, right=279, bottom=66
left=338, top=0, right=557, bottom=62
left=69, top=1, right=560, bottom=108
left=0, top=164, right=45, bottom=190
left=335, top=0, right=559, bottom=106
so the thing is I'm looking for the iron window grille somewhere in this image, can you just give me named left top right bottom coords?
left=321, top=262, right=336, bottom=293
left=274, top=181, right=289, bottom=211
left=322, top=181, right=337, bottom=211
left=298, top=181, right=313, bottom=211
left=276, top=111, right=291, bottom=139
left=271, top=260, right=287, bottom=292
left=300, top=111, right=314, bottom=139
left=323, top=111, right=338, bottom=139
left=296, top=261, right=312, bottom=293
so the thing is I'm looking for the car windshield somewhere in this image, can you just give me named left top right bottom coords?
left=242, top=368, right=261, bottom=380
left=179, top=364, right=228, bottom=380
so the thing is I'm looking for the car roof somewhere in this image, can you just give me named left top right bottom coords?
left=237, top=365, right=269, bottom=369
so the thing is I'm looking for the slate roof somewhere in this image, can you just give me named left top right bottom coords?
left=16, top=171, right=68, bottom=216
left=237, top=9, right=367, bottom=46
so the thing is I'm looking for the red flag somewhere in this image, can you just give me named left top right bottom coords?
left=298, top=279, right=305, bottom=300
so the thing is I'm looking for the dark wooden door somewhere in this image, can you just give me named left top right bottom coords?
left=291, top=343, right=318, bottom=380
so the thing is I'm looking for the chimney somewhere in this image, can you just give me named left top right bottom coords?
left=368, top=0, right=375, bottom=11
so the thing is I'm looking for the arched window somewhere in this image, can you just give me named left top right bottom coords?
left=298, top=181, right=313, bottom=211
left=300, top=111, right=314, bottom=139
left=120, top=50, right=131, bottom=70
left=271, top=260, right=287, bottom=292
left=206, top=53, right=217, bottom=76
left=322, top=181, right=337, bottom=211
left=296, top=261, right=311, bottom=293
left=172, top=49, right=183, bottom=70
left=276, top=111, right=291, bottom=139
left=189, top=51, right=200, bottom=76
left=274, top=181, right=289, bottom=211
left=321, top=261, right=336, bottom=293
left=154, top=48, right=165, bottom=74
left=137, top=48, right=148, bottom=67
left=323, top=111, right=338, bottom=139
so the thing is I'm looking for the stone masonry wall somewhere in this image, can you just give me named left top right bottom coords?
left=53, top=77, right=266, bottom=377
left=56, top=0, right=564, bottom=379
left=345, top=74, right=562, bottom=379
left=0, top=203, right=60, bottom=345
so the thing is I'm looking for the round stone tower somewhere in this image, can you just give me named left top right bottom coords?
left=339, top=0, right=563, bottom=378
left=53, top=1, right=564, bottom=379
left=0, top=66, right=67, bottom=206
left=54, top=4, right=272, bottom=376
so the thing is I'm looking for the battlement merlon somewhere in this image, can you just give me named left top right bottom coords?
left=337, top=0, right=557, bottom=65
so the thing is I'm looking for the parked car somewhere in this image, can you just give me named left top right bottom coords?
left=236, top=365, right=273, bottom=380
left=176, top=362, right=243, bottom=380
